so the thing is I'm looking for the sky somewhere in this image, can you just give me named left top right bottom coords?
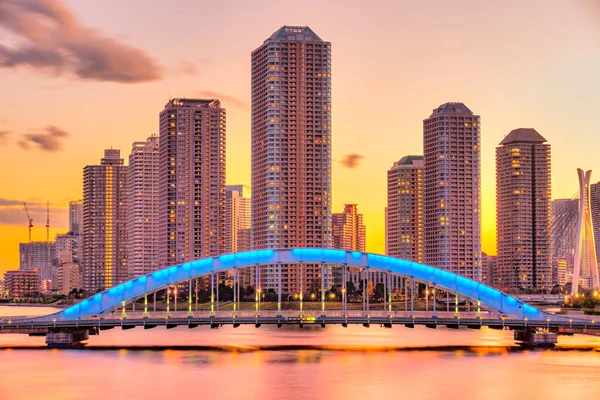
left=1, top=0, right=600, bottom=275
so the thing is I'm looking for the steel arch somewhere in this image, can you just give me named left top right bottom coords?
left=51, top=248, right=547, bottom=321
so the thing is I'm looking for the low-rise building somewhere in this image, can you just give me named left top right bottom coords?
left=4, top=269, right=41, bottom=298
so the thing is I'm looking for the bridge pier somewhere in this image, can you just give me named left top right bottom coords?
left=46, top=329, right=90, bottom=348
left=514, top=328, right=557, bottom=347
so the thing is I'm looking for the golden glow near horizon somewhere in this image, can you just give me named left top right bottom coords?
left=1, top=0, right=600, bottom=274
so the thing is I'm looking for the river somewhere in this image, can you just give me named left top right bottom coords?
left=1, top=306, right=600, bottom=399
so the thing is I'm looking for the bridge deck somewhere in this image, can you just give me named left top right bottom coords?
left=1, top=311, right=598, bottom=333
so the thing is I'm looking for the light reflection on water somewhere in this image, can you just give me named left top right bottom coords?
left=1, top=306, right=600, bottom=400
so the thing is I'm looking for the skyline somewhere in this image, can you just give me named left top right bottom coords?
left=2, top=0, right=600, bottom=274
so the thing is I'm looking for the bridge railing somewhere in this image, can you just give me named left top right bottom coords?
left=9, top=310, right=560, bottom=324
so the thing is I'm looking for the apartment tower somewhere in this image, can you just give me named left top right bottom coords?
left=385, top=155, right=424, bottom=262
left=496, top=128, right=551, bottom=292
left=82, top=149, right=128, bottom=293
left=158, top=98, right=226, bottom=268
left=128, top=135, right=160, bottom=278
left=332, top=204, right=366, bottom=252
left=225, top=185, right=252, bottom=254
left=423, top=103, right=481, bottom=280
left=251, top=26, right=332, bottom=292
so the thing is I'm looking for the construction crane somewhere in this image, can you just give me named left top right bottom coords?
left=23, top=202, right=33, bottom=243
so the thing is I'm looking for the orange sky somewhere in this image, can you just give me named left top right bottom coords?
left=2, top=0, right=600, bottom=275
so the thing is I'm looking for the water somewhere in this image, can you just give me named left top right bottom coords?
left=2, top=306, right=600, bottom=400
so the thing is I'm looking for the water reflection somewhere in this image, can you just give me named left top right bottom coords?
left=1, top=306, right=600, bottom=399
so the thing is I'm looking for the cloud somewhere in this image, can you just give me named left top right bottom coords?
left=196, top=91, right=249, bottom=110
left=0, top=0, right=162, bottom=83
left=0, top=199, right=68, bottom=228
left=340, top=153, right=364, bottom=169
left=0, top=198, right=25, bottom=206
left=18, top=125, right=69, bottom=152
left=0, top=130, right=9, bottom=144
left=176, top=60, right=200, bottom=76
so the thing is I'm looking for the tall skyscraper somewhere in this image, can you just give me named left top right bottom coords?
left=590, top=182, right=600, bottom=269
left=225, top=185, right=251, bottom=253
left=496, top=128, right=551, bottom=292
left=332, top=204, right=366, bottom=251
left=423, top=103, right=481, bottom=280
left=251, top=26, right=332, bottom=292
left=385, top=155, right=424, bottom=262
left=158, top=98, right=226, bottom=267
left=68, top=200, right=83, bottom=263
left=82, top=149, right=128, bottom=293
left=128, top=136, right=160, bottom=278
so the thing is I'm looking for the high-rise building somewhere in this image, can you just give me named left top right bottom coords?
left=481, top=252, right=498, bottom=288
left=225, top=185, right=251, bottom=254
left=251, top=26, right=332, bottom=293
left=82, top=149, right=128, bottom=293
left=54, top=250, right=80, bottom=294
left=69, top=200, right=83, bottom=262
left=423, top=103, right=481, bottom=280
left=551, top=198, right=578, bottom=284
left=385, top=155, right=424, bottom=262
left=19, top=242, right=55, bottom=282
left=128, top=135, right=160, bottom=278
left=158, top=98, right=226, bottom=268
left=590, top=182, right=600, bottom=269
left=496, top=128, right=551, bottom=292
left=332, top=204, right=366, bottom=251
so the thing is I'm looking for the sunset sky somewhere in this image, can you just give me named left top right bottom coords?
left=1, top=0, right=600, bottom=274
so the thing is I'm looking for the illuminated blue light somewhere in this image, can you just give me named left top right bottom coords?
left=46, top=248, right=550, bottom=321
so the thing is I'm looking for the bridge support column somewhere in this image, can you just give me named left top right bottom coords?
left=321, top=262, right=326, bottom=317
left=166, top=287, right=171, bottom=317
left=144, top=293, right=148, bottom=318
left=188, top=279, right=193, bottom=317
left=404, top=278, right=408, bottom=312
left=425, top=286, right=429, bottom=313
left=366, top=267, right=370, bottom=316
left=343, top=264, right=348, bottom=317
left=299, top=262, right=303, bottom=316
left=255, top=264, right=260, bottom=315
left=195, top=278, right=198, bottom=312
left=174, top=286, right=178, bottom=312
left=433, top=285, right=437, bottom=317
left=477, top=300, right=481, bottom=318
left=211, top=272, right=215, bottom=317
left=387, top=271, right=392, bottom=316
left=410, top=278, right=414, bottom=317
left=153, top=292, right=156, bottom=313
left=233, top=267, right=238, bottom=316
left=121, top=301, right=127, bottom=319
left=454, top=292, right=459, bottom=318
left=277, top=262, right=282, bottom=317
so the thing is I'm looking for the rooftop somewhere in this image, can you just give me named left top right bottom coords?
left=391, top=155, right=424, bottom=169
left=268, top=26, right=323, bottom=42
left=429, top=102, right=474, bottom=117
left=165, top=98, right=221, bottom=109
left=499, top=128, right=547, bottom=145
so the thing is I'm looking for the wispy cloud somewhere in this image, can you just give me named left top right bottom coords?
left=196, top=91, right=249, bottom=110
left=0, top=0, right=163, bottom=83
left=18, top=125, right=69, bottom=152
left=176, top=60, right=200, bottom=76
left=340, top=153, right=364, bottom=169
left=0, top=130, right=10, bottom=144
left=0, top=199, right=68, bottom=228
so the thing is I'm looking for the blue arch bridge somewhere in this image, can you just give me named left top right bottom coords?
left=1, top=249, right=598, bottom=347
